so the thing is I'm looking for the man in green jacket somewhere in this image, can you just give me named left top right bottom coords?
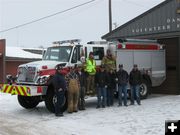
left=85, top=52, right=96, bottom=94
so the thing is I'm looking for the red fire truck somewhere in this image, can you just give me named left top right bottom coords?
left=0, top=39, right=166, bottom=113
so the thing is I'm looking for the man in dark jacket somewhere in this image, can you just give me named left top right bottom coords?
left=95, top=65, right=109, bottom=108
left=53, top=64, right=67, bottom=117
left=107, top=68, right=116, bottom=106
left=76, top=65, right=86, bottom=110
left=117, top=64, right=129, bottom=106
left=129, top=64, right=142, bottom=105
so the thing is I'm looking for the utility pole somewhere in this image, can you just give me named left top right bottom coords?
left=113, top=22, right=118, bottom=29
left=109, top=0, right=112, bottom=32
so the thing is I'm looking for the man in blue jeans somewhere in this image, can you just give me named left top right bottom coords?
left=117, top=64, right=129, bottom=106
left=95, top=65, right=109, bottom=108
left=129, top=64, right=142, bottom=105
left=53, top=64, right=67, bottom=117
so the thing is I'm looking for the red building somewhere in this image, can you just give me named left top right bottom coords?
left=0, top=39, right=42, bottom=83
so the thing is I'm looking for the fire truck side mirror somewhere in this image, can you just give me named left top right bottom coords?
left=42, top=49, right=46, bottom=59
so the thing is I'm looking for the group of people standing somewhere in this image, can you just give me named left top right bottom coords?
left=93, top=50, right=142, bottom=108
left=53, top=64, right=87, bottom=117
left=117, top=64, right=142, bottom=106
left=53, top=49, right=143, bottom=117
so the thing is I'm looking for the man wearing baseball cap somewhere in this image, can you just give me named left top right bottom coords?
left=85, top=52, right=96, bottom=94
left=53, top=63, right=67, bottom=117
left=116, top=64, right=129, bottom=106
left=129, top=64, right=142, bottom=105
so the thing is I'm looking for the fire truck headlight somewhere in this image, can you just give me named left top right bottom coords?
left=38, top=75, right=50, bottom=85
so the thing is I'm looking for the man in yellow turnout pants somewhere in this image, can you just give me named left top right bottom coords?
left=85, top=52, right=96, bottom=94
left=65, top=65, right=80, bottom=113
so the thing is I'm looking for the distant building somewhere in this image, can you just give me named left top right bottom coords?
left=102, top=0, right=180, bottom=94
left=0, top=39, right=42, bottom=83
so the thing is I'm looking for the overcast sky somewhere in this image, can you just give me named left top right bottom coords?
left=0, top=0, right=164, bottom=48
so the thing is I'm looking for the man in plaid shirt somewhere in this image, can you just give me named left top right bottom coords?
left=65, top=65, right=80, bottom=113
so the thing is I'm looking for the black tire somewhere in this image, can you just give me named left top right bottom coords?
left=139, top=79, right=151, bottom=99
left=61, top=91, right=68, bottom=112
left=45, top=88, right=67, bottom=113
left=17, top=95, right=40, bottom=109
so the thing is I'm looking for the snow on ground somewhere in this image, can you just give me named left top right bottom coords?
left=0, top=93, right=180, bottom=135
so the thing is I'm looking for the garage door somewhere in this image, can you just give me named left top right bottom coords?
left=152, top=37, right=179, bottom=94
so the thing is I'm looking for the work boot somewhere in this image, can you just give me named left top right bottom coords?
left=81, top=106, right=86, bottom=110
left=102, top=105, right=105, bottom=108
left=96, top=105, right=100, bottom=109
left=55, top=113, right=64, bottom=117
left=118, top=104, right=122, bottom=107
left=74, top=110, right=78, bottom=113
left=79, top=106, right=83, bottom=110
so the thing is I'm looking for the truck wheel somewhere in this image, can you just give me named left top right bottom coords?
left=45, top=88, right=67, bottom=113
left=139, top=79, right=150, bottom=99
left=61, top=91, right=68, bottom=112
left=17, top=95, right=40, bottom=109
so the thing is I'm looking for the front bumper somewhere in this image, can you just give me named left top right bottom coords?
left=0, top=84, right=48, bottom=96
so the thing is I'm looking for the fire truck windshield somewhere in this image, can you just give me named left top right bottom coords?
left=43, top=46, right=72, bottom=62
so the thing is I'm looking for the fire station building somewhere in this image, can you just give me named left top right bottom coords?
left=102, top=0, right=180, bottom=94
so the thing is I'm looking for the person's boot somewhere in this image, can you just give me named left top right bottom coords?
left=118, top=103, right=122, bottom=107
left=96, top=105, right=100, bottom=109
left=73, top=105, right=78, bottom=112
left=55, top=112, right=64, bottom=117
left=82, top=105, right=86, bottom=110
left=79, top=106, right=82, bottom=110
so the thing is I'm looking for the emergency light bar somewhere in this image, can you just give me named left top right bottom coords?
left=87, top=41, right=108, bottom=45
left=118, top=39, right=157, bottom=44
left=53, top=39, right=81, bottom=44
left=117, top=43, right=164, bottom=50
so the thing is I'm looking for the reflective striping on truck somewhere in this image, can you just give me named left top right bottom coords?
left=0, top=84, right=31, bottom=96
left=0, top=84, right=48, bottom=96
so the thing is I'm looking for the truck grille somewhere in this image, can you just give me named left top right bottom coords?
left=17, top=66, right=37, bottom=83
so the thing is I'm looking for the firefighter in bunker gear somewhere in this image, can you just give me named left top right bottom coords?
left=101, top=49, right=116, bottom=73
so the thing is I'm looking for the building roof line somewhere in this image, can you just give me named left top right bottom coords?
left=102, top=0, right=172, bottom=39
